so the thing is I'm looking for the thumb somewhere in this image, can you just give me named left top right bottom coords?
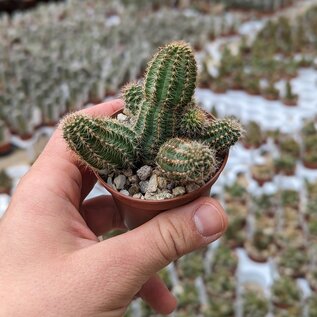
left=100, top=197, right=227, bottom=283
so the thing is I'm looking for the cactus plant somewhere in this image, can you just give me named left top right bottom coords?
left=272, top=277, right=301, bottom=309
left=62, top=41, right=243, bottom=194
left=156, top=138, right=217, bottom=184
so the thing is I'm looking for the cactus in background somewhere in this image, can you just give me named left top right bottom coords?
left=63, top=115, right=138, bottom=173
left=122, top=82, right=143, bottom=116
left=156, top=138, right=217, bottom=183
left=200, top=118, right=244, bottom=153
left=62, top=41, right=243, bottom=188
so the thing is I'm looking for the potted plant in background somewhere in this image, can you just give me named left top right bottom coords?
left=275, top=225, right=306, bottom=250
left=273, top=305, right=303, bottom=317
left=205, top=297, right=235, bottom=317
left=177, top=280, right=201, bottom=316
left=242, top=286, right=269, bottom=317
left=303, top=134, right=317, bottom=169
left=279, top=136, right=300, bottom=158
left=262, top=80, right=279, bottom=101
left=243, top=121, right=265, bottom=149
left=205, top=270, right=236, bottom=300
left=251, top=162, right=274, bottom=186
left=222, top=215, right=247, bottom=249
left=0, top=170, right=12, bottom=195
left=275, top=246, right=308, bottom=278
left=245, top=226, right=276, bottom=263
left=271, top=277, right=301, bottom=309
left=274, top=154, right=297, bottom=176
left=252, top=193, right=277, bottom=218
left=211, top=244, right=238, bottom=275
left=177, top=249, right=205, bottom=281
left=0, top=119, right=12, bottom=156
left=307, top=295, right=317, bottom=316
left=62, top=41, right=243, bottom=229
left=283, top=81, right=298, bottom=106
left=280, top=189, right=300, bottom=209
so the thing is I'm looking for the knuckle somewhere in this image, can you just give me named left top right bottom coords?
left=155, top=216, right=188, bottom=263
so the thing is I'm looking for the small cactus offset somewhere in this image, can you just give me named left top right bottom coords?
left=62, top=41, right=243, bottom=197
left=63, top=114, right=138, bottom=173
left=156, top=138, right=217, bottom=183
left=200, top=118, right=244, bottom=153
left=122, top=82, right=143, bottom=116
left=178, top=104, right=210, bottom=138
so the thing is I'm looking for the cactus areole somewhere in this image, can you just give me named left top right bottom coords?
left=62, top=41, right=243, bottom=200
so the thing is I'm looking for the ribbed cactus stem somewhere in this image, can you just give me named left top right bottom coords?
left=178, top=105, right=210, bottom=138
left=62, top=114, right=138, bottom=173
left=156, top=138, right=217, bottom=183
left=201, top=118, right=244, bottom=153
left=134, top=41, right=197, bottom=163
left=122, top=82, right=143, bottom=116
left=144, top=41, right=197, bottom=108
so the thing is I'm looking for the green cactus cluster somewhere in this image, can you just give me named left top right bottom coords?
left=63, top=41, right=243, bottom=187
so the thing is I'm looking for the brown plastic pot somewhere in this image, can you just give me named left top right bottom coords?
left=96, top=155, right=228, bottom=229
left=94, top=109, right=229, bottom=229
left=0, top=143, right=12, bottom=156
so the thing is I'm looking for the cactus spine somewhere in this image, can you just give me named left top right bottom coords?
left=62, top=114, right=137, bottom=173
left=156, top=138, right=217, bottom=183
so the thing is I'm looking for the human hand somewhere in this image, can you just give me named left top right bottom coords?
left=0, top=100, right=228, bottom=317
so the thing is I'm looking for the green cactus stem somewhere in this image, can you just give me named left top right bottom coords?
left=135, top=41, right=197, bottom=162
left=200, top=118, right=244, bottom=153
left=122, top=82, right=143, bottom=116
left=156, top=138, right=217, bottom=183
left=62, top=114, right=138, bottom=173
left=178, top=104, right=210, bottom=138
left=144, top=41, right=197, bottom=108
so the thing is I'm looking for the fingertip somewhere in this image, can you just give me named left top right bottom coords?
left=193, top=197, right=228, bottom=238
left=86, top=98, right=124, bottom=116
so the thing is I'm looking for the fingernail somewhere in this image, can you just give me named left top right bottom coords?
left=194, top=203, right=224, bottom=237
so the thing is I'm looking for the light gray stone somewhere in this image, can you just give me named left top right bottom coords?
left=148, top=174, right=158, bottom=193
left=117, top=113, right=128, bottom=122
left=107, top=176, right=113, bottom=185
left=114, top=175, right=126, bottom=190
left=167, top=182, right=175, bottom=190
left=137, top=165, right=153, bottom=181
left=186, top=183, right=201, bottom=193
left=154, top=191, right=174, bottom=200
left=157, top=176, right=168, bottom=190
left=120, top=189, right=130, bottom=196
left=133, top=193, right=143, bottom=199
left=172, top=186, right=186, bottom=197
left=139, top=180, right=149, bottom=194
left=144, top=192, right=155, bottom=200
